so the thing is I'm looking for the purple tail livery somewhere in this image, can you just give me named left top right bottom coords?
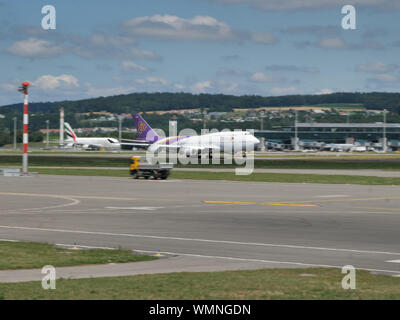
left=132, top=113, right=160, bottom=143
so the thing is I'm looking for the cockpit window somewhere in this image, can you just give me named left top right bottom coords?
left=107, top=139, right=116, bottom=143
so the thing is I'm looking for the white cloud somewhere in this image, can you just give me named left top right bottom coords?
left=251, top=32, right=278, bottom=45
left=281, top=25, right=340, bottom=36
left=33, top=74, right=79, bottom=90
left=173, top=83, right=186, bottom=90
left=136, top=77, right=168, bottom=86
left=315, top=88, right=334, bottom=95
left=69, top=32, right=159, bottom=60
left=123, top=14, right=277, bottom=45
left=216, top=80, right=239, bottom=93
left=86, top=85, right=136, bottom=97
left=370, top=73, right=398, bottom=83
left=191, top=81, right=213, bottom=93
left=270, top=87, right=297, bottom=95
left=265, top=65, right=319, bottom=73
left=120, top=61, right=148, bottom=73
left=316, top=37, right=349, bottom=50
left=124, top=15, right=234, bottom=41
left=206, top=0, right=400, bottom=11
left=71, top=37, right=159, bottom=60
left=356, top=62, right=399, bottom=73
left=89, top=32, right=136, bottom=47
left=128, top=48, right=160, bottom=60
left=249, top=72, right=280, bottom=83
left=356, top=63, right=399, bottom=88
left=5, top=38, right=63, bottom=58
left=217, top=68, right=250, bottom=77
left=0, top=82, right=17, bottom=92
left=298, top=37, right=384, bottom=50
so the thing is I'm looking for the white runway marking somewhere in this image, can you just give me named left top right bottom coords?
left=133, top=249, right=400, bottom=275
left=1, top=224, right=400, bottom=256
left=1, top=237, right=398, bottom=275
left=386, top=260, right=400, bottom=263
left=105, top=207, right=163, bottom=211
left=0, top=192, right=175, bottom=202
left=3, top=197, right=81, bottom=213
left=26, top=197, right=81, bottom=211
left=317, top=195, right=350, bottom=198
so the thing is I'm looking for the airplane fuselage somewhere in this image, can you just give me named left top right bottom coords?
left=148, top=131, right=260, bottom=155
left=67, top=137, right=121, bottom=150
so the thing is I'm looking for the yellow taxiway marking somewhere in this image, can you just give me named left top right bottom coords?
left=205, top=196, right=400, bottom=207
left=204, top=200, right=319, bottom=207
left=263, top=203, right=319, bottom=207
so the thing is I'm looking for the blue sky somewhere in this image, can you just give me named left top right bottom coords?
left=0, top=0, right=399, bottom=105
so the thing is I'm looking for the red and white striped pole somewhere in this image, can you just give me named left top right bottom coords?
left=20, top=82, right=30, bottom=175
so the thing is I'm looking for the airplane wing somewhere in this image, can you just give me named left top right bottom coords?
left=121, top=141, right=150, bottom=149
left=73, top=142, right=104, bottom=150
left=178, top=144, right=221, bottom=153
left=153, top=144, right=220, bottom=155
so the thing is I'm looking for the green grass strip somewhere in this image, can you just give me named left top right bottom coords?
left=0, top=241, right=156, bottom=270
left=34, top=168, right=400, bottom=185
left=0, top=268, right=399, bottom=300
left=2, top=155, right=400, bottom=170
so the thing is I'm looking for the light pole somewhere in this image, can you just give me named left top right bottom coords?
left=203, top=109, right=207, bottom=130
left=260, top=110, right=265, bottom=131
left=46, top=120, right=49, bottom=148
left=118, top=115, right=123, bottom=142
left=59, top=107, right=64, bottom=147
left=294, top=110, right=299, bottom=151
left=383, top=109, right=387, bottom=152
left=12, top=117, right=16, bottom=151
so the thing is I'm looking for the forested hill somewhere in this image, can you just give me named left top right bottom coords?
left=1, top=92, right=400, bottom=114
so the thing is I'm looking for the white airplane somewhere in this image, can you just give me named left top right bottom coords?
left=324, top=143, right=354, bottom=152
left=64, top=123, right=121, bottom=151
left=351, top=146, right=367, bottom=152
left=132, top=114, right=260, bottom=157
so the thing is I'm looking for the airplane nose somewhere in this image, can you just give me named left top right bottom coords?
left=254, top=137, right=260, bottom=144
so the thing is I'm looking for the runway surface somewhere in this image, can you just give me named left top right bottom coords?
left=1, top=175, right=400, bottom=276
left=0, top=255, right=277, bottom=283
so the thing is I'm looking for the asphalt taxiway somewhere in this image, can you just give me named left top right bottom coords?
left=1, top=174, right=400, bottom=276
left=4, top=166, right=400, bottom=177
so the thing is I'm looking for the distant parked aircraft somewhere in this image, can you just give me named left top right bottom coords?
left=63, top=123, right=121, bottom=151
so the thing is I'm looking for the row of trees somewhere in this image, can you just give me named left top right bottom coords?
left=2, top=92, right=400, bottom=115
left=0, top=131, right=43, bottom=147
left=1, top=92, right=400, bottom=136
left=0, top=110, right=397, bottom=140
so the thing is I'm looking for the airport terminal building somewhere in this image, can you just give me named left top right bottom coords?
left=254, top=123, right=400, bottom=149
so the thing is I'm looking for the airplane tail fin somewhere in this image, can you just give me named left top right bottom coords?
left=64, top=122, right=77, bottom=142
left=132, top=114, right=160, bottom=143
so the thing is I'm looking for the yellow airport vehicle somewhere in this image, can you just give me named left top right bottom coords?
left=129, top=156, right=173, bottom=180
